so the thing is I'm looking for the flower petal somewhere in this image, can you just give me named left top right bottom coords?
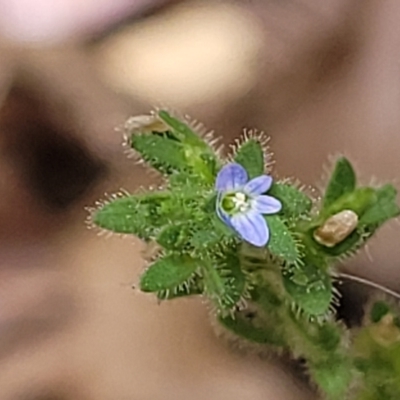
left=244, top=175, right=273, bottom=195
left=216, top=163, right=248, bottom=191
left=252, top=195, right=282, bottom=214
left=230, top=211, right=269, bottom=247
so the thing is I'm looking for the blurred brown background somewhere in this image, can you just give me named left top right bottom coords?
left=0, top=0, right=399, bottom=399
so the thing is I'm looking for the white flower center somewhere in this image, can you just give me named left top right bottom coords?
left=232, top=192, right=250, bottom=212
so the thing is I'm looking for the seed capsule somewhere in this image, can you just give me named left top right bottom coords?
left=313, top=209, right=358, bottom=248
left=125, top=114, right=168, bottom=133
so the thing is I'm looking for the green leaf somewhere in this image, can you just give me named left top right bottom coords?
left=168, top=170, right=199, bottom=188
left=323, top=157, right=356, bottom=210
left=202, top=253, right=246, bottom=312
left=219, top=314, right=286, bottom=346
left=282, top=263, right=332, bottom=316
left=190, top=228, right=224, bottom=249
left=309, top=356, right=353, bottom=400
left=234, top=139, right=264, bottom=179
left=140, top=255, right=198, bottom=293
left=130, top=133, right=187, bottom=173
left=190, top=216, right=233, bottom=249
left=315, top=323, right=342, bottom=352
left=370, top=301, right=391, bottom=323
left=220, top=284, right=286, bottom=346
left=183, top=147, right=216, bottom=184
left=156, top=223, right=188, bottom=250
left=360, top=184, right=400, bottom=227
left=326, top=187, right=377, bottom=217
left=130, top=111, right=218, bottom=182
left=265, top=215, right=301, bottom=264
left=157, top=110, right=210, bottom=149
left=92, top=192, right=170, bottom=239
left=157, top=276, right=203, bottom=300
left=269, top=182, right=312, bottom=217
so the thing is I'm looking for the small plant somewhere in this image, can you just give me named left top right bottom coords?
left=90, top=109, right=400, bottom=399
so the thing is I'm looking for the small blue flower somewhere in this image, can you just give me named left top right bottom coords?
left=215, top=163, right=282, bottom=247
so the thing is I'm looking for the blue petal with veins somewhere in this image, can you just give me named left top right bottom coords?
left=215, top=163, right=282, bottom=247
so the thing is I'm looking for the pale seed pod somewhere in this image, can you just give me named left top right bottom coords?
left=124, top=114, right=168, bottom=134
left=313, top=209, right=358, bottom=248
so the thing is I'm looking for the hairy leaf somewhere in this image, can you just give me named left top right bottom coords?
left=156, top=223, right=188, bottom=251
left=202, top=253, right=246, bottom=312
left=265, top=215, right=301, bottom=264
left=309, top=356, right=353, bottom=400
left=140, top=255, right=198, bottom=292
left=360, top=184, right=400, bottom=227
left=315, top=323, right=342, bottom=352
left=219, top=314, right=286, bottom=346
left=269, top=182, right=312, bottom=217
left=323, top=157, right=356, bottom=210
left=130, top=133, right=187, bottom=173
left=157, top=276, right=203, bottom=300
left=190, top=215, right=233, bottom=249
left=234, top=139, right=264, bottom=179
left=282, top=263, right=332, bottom=316
left=93, top=193, right=170, bottom=239
left=326, top=187, right=376, bottom=217
left=157, top=110, right=218, bottom=183
left=157, top=110, right=210, bottom=149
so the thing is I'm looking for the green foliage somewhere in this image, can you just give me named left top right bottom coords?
left=282, top=264, right=333, bottom=317
left=157, top=110, right=210, bottom=150
left=130, top=133, right=188, bottom=173
left=269, top=182, right=312, bottom=218
left=265, top=215, right=301, bottom=264
left=325, top=187, right=377, bottom=218
left=234, top=138, right=264, bottom=179
left=352, top=312, right=400, bottom=399
left=306, top=158, right=399, bottom=260
left=157, top=275, right=203, bottom=300
left=370, top=301, right=391, bottom=323
left=140, top=255, right=199, bottom=293
left=93, top=192, right=170, bottom=239
left=202, top=252, right=247, bottom=312
left=91, top=110, right=400, bottom=400
left=315, top=323, right=342, bottom=352
left=309, top=356, right=353, bottom=400
left=128, top=110, right=218, bottom=182
left=360, top=184, right=400, bottom=227
left=219, top=312, right=286, bottom=347
left=190, top=215, right=234, bottom=249
left=322, top=157, right=356, bottom=210
left=156, top=223, right=189, bottom=251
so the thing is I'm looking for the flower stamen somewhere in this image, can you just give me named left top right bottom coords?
left=232, top=192, right=250, bottom=212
